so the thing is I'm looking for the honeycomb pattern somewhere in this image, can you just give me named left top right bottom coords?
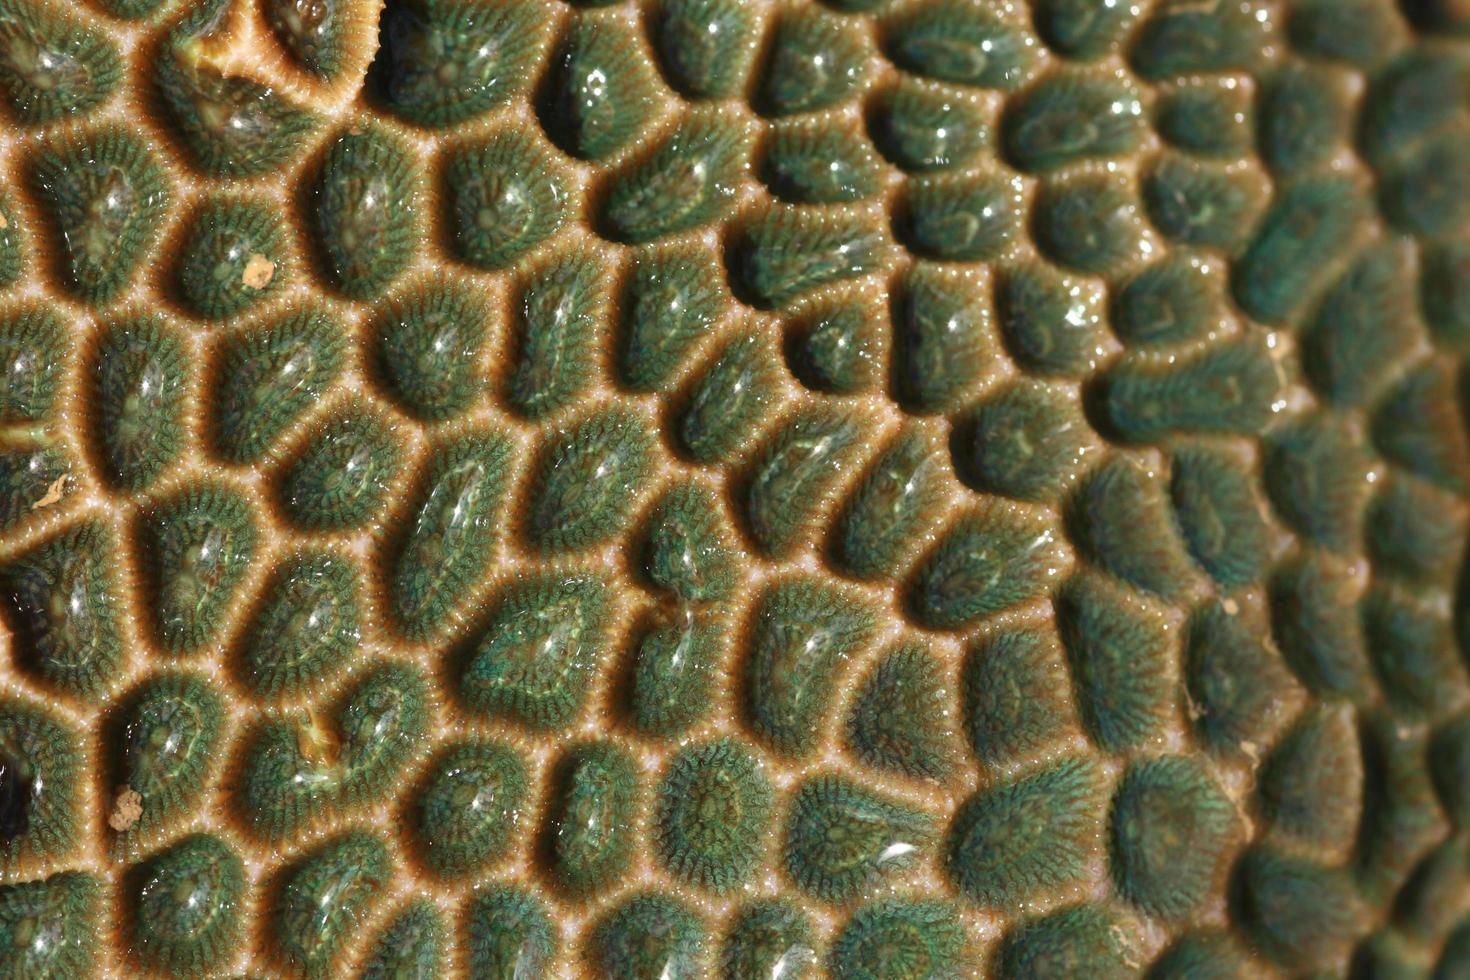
left=0, top=0, right=1468, bottom=976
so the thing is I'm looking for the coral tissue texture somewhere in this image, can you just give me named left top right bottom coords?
left=1, top=0, right=1470, bottom=975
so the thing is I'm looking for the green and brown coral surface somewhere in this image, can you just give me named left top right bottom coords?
left=0, top=0, right=1469, bottom=976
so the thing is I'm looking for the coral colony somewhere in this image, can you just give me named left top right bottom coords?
left=0, top=0, right=1469, bottom=976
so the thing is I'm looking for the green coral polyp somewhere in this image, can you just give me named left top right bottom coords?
left=31, top=126, right=170, bottom=307
left=1057, top=572, right=1174, bottom=752
left=0, top=697, right=81, bottom=863
left=465, top=885, right=557, bottom=979
left=894, top=262, right=995, bottom=413
left=735, top=207, right=887, bottom=309
left=1032, top=0, right=1138, bottom=60
left=211, top=306, right=345, bottom=464
left=142, top=484, right=259, bottom=652
left=1232, top=175, right=1368, bottom=325
left=279, top=402, right=402, bottom=532
left=1269, top=550, right=1375, bottom=700
left=1372, top=357, right=1470, bottom=495
left=542, top=14, right=657, bottom=161
left=1065, top=454, right=1198, bottom=599
left=91, top=315, right=189, bottom=492
left=628, top=616, right=721, bottom=738
left=113, top=671, right=224, bottom=847
left=618, top=245, right=726, bottom=392
left=744, top=577, right=875, bottom=757
left=885, top=0, right=1034, bottom=90
left=722, top=899, right=817, bottom=980
left=834, top=425, right=947, bottom=580
left=784, top=773, right=935, bottom=902
left=602, top=109, right=750, bottom=243
left=743, top=409, right=863, bottom=558
left=1263, top=413, right=1371, bottom=554
left=1001, top=69, right=1144, bottom=172
left=870, top=79, right=989, bottom=173
left=1128, top=0, right=1267, bottom=79
left=759, top=7, right=868, bottom=116
left=272, top=830, right=393, bottom=976
left=787, top=298, right=884, bottom=395
left=311, top=127, right=418, bottom=300
left=237, top=659, right=428, bottom=839
left=1259, top=703, right=1364, bottom=856
left=506, top=252, right=604, bottom=420
left=1301, top=241, right=1419, bottom=409
left=1109, top=755, right=1237, bottom=919
left=1154, top=80, right=1253, bottom=158
left=643, top=482, right=737, bottom=602
left=545, top=740, right=640, bottom=895
left=763, top=121, right=884, bottom=205
left=360, top=901, right=445, bottom=980
left=900, top=172, right=1022, bottom=262
left=264, top=0, right=344, bottom=76
left=678, top=333, right=782, bottom=464
left=655, top=738, right=773, bottom=892
left=460, top=573, right=610, bottom=730
left=0, top=308, right=67, bottom=419
left=238, top=550, right=361, bottom=698
left=1, top=520, right=122, bottom=699
left=1366, top=474, right=1466, bottom=585
left=994, top=904, right=1138, bottom=979
left=156, top=8, right=318, bottom=174
left=909, top=503, right=1060, bottom=630
left=0, top=0, right=121, bottom=125
left=963, top=624, right=1078, bottom=768
left=131, top=833, right=245, bottom=975
left=1143, top=153, right=1265, bottom=252
left=525, top=406, right=652, bottom=552
left=829, top=899, right=967, bottom=980
left=1237, top=846, right=1365, bottom=969
left=1110, top=253, right=1224, bottom=350
left=443, top=128, right=570, bottom=271
left=995, top=260, right=1105, bottom=377
left=654, top=0, right=755, bottom=99
left=1032, top=172, right=1149, bottom=277
left=369, top=0, right=545, bottom=126
left=1185, top=599, right=1296, bottom=757
left=1169, top=445, right=1273, bottom=589
left=389, top=430, right=512, bottom=639
left=962, top=380, right=1093, bottom=501
left=1258, top=63, right=1353, bottom=177
left=846, top=641, right=955, bottom=781
left=0, top=193, right=21, bottom=290
left=591, top=891, right=708, bottom=980
left=176, top=197, right=286, bottom=320
left=372, top=281, right=487, bottom=422
left=0, top=871, right=99, bottom=978
left=412, top=738, right=527, bottom=877
left=947, top=755, right=1102, bottom=907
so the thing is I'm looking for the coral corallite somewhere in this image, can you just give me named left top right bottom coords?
left=1, top=0, right=1469, bottom=976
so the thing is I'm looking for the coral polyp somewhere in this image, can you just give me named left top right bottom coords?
left=0, top=0, right=1465, bottom=975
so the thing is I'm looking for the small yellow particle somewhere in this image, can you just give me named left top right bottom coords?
left=0, top=212, right=8, bottom=229
left=31, top=474, right=66, bottom=510
left=242, top=253, right=275, bottom=290
left=108, top=786, right=143, bottom=832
